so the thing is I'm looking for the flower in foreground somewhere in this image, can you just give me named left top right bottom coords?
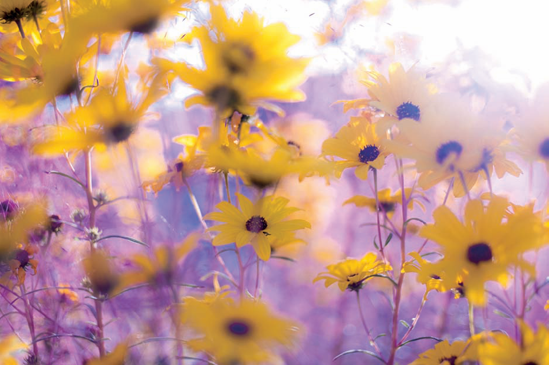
left=85, top=343, right=127, bottom=365
left=204, top=194, right=310, bottom=261
left=156, top=4, right=309, bottom=117
left=321, top=116, right=387, bottom=180
left=402, top=251, right=449, bottom=300
left=411, top=338, right=477, bottom=365
left=420, top=196, right=545, bottom=306
left=184, top=298, right=296, bottom=365
left=313, top=252, right=391, bottom=291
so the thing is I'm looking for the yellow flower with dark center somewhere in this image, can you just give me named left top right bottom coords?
left=0, top=335, right=27, bottom=365
left=343, top=188, right=423, bottom=218
left=83, top=251, right=120, bottom=298
left=119, top=232, right=198, bottom=288
left=184, top=298, right=296, bottom=365
left=420, top=196, right=545, bottom=306
left=313, top=252, right=392, bottom=292
left=0, top=0, right=34, bottom=31
left=204, top=193, right=310, bottom=261
left=402, top=251, right=449, bottom=300
left=155, top=4, right=309, bottom=117
left=411, top=339, right=478, bottom=365
left=0, top=204, right=45, bottom=260
left=478, top=322, right=549, bottom=365
left=321, top=116, right=387, bottom=180
left=8, top=243, right=38, bottom=285
left=32, top=73, right=166, bottom=155
left=384, top=100, right=520, bottom=196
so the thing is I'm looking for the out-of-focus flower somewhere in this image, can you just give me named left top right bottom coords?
left=420, top=196, right=546, bottom=306
left=204, top=193, right=310, bottom=261
left=478, top=321, right=549, bottom=365
left=8, top=243, right=38, bottom=285
left=120, top=232, right=198, bottom=288
left=184, top=298, right=296, bottom=365
left=403, top=252, right=449, bottom=300
left=545, top=300, right=549, bottom=311
left=0, top=335, right=27, bottom=365
left=183, top=273, right=231, bottom=306
left=322, top=116, right=387, bottom=180
left=57, top=284, right=79, bottom=303
left=0, top=0, right=34, bottom=30
left=411, top=338, right=478, bottom=365
left=0, top=204, right=46, bottom=260
left=85, top=342, right=128, bottom=365
left=83, top=251, right=120, bottom=298
left=33, top=72, right=167, bottom=155
left=344, top=188, right=423, bottom=217
left=156, top=4, right=309, bottom=117
left=313, top=252, right=392, bottom=291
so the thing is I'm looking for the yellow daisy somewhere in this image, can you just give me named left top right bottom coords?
left=321, top=116, right=387, bottom=180
left=83, top=251, right=121, bottom=298
left=478, top=322, right=549, bottom=365
left=0, top=0, right=34, bottom=36
left=411, top=339, right=477, bottom=365
left=155, top=4, right=309, bottom=117
left=402, top=251, right=449, bottom=300
left=204, top=193, right=310, bottom=261
left=420, top=196, right=545, bottom=306
left=0, top=335, right=27, bottom=365
left=313, top=252, right=392, bottom=292
left=343, top=188, right=422, bottom=218
left=184, top=298, right=296, bottom=365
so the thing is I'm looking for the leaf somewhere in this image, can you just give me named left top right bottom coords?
left=45, top=170, right=85, bottom=188
left=384, top=233, right=393, bottom=247
left=400, top=320, right=410, bottom=329
left=373, top=236, right=379, bottom=250
left=95, top=235, right=149, bottom=247
left=398, top=336, right=442, bottom=348
left=404, top=217, right=427, bottom=226
left=214, top=248, right=237, bottom=257
left=373, top=333, right=387, bottom=342
left=333, top=349, right=385, bottom=363
left=493, top=309, right=512, bottom=319
left=271, top=255, right=296, bottom=263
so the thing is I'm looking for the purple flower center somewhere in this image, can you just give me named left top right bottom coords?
left=358, top=145, right=380, bottom=163
left=245, top=216, right=268, bottom=233
left=396, top=102, right=420, bottom=121
left=436, top=141, right=463, bottom=165
left=467, top=242, right=493, bottom=265
left=227, top=321, right=251, bottom=336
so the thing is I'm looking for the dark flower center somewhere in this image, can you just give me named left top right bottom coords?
left=108, top=122, right=134, bottom=143
left=48, top=214, right=63, bottom=233
left=58, top=77, right=80, bottom=97
left=523, top=362, right=538, bottom=365
left=539, top=138, right=549, bottom=159
left=227, top=321, right=251, bottom=336
left=436, top=141, right=463, bottom=165
left=358, top=145, right=380, bottom=163
left=130, top=17, right=159, bottom=34
left=14, top=249, right=30, bottom=268
left=439, top=356, right=457, bottom=365
left=175, top=161, right=184, bottom=173
left=379, top=202, right=395, bottom=213
left=208, top=85, right=241, bottom=112
left=467, top=242, right=493, bottom=265
left=0, top=199, right=17, bottom=221
left=245, top=216, right=268, bottom=233
left=430, top=274, right=441, bottom=280
left=472, top=148, right=494, bottom=172
left=396, top=102, right=420, bottom=121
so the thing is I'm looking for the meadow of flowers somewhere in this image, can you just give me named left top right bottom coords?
left=1, top=0, right=549, bottom=364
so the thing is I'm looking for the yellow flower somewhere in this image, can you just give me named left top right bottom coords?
left=204, top=193, right=311, bottom=261
left=420, top=196, right=545, bottom=306
left=0, top=335, right=27, bottom=365
left=321, top=116, right=387, bottom=179
left=8, top=243, right=38, bottom=285
left=85, top=343, right=128, bottom=365
left=183, top=273, right=231, bottom=307
left=343, top=188, right=423, bottom=217
left=0, top=0, right=34, bottom=27
left=155, top=4, right=309, bottom=117
left=313, top=252, right=392, bottom=292
left=32, top=72, right=166, bottom=155
left=0, top=203, right=46, bottom=260
left=119, top=232, right=198, bottom=287
left=514, top=83, right=549, bottom=170
left=184, top=298, right=296, bottom=365
left=411, top=339, right=477, bottom=365
left=57, top=283, right=79, bottom=302
left=402, top=252, right=449, bottom=300
left=545, top=300, right=549, bottom=311
left=83, top=251, right=120, bottom=298
left=478, top=322, right=549, bottom=365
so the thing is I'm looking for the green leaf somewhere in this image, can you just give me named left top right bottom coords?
left=404, top=217, right=427, bottom=226
left=46, top=170, right=85, bottom=188
left=373, top=236, right=379, bottom=250
left=95, top=235, right=149, bottom=247
left=493, top=309, right=512, bottom=319
left=364, top=274, right=398, bottom=287
left=271, top=255, right=296, bottom=263
left=384, top=233, right=393, bottom=247
left=333, top=349, right=385, bottom=363
left=400, top=320, right=410, bottom=329
left=398, top=336, right=442, bottom=348
left=373, top=333, right=387, bottom=342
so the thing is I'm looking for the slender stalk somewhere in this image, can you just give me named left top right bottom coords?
left=15, top=19, right=25, bottom=38
left=356, top=291, right=385, bottom=361
left=33, top=14, right=41, bottom=33
left=254, top=257, right=260, bottom=298
left=170, top=286, right=183, bottom=365
left=20, top=285, right=38, bottom=357
left=458, top=171, right=471, bottom=200
left=85, top=35, right=101, bottom=106
left=372, top=168, right=386, bottom=260
left=483, top=166, right=493, bottom=198
left=468, top=303, right=475, bottom=336
left=397, top=296, right=427, bottom=346
left=112, top=32, right=133, bottom=93
left=442, top=177, right=454, bottom=206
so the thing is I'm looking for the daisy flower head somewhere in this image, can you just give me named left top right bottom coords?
left=420, top=196, right=546, bottom=306
left=204, top=193, right=311, bottom=261
left=0, top=0, right=33, bottom=28
left=184, top=298, right=297, bottom=365
left=411, top=339, right=478, bottom=365
left=402, top=251, right=449, bottom=300
left=313, top=252, right=392, bottom=292
left=343, top=188, right=423, bottom=218
left=321, top=116, right=387, bottom=180
left=156, top=4, right=309, bottom=117
left=478, top=321, right=549, bottom=365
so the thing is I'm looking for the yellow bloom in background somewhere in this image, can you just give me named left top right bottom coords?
left=0, top=204, right=46, bottom=260
left=322, top=116, right=387, bottom=180
left=343, top=188, right=423, bottom=217
left=420, top=196, right=545, bottom=306
left=8, top=243, right=38, bottom=285
left=57, top=283, right=79, bottom=302
left=184, top=298, right=296, bottom=365
left=119, top=232, right=198, bottom=288
left=403, top=252, right=449, bottom=300
left=313, top=252, right=392, bottom=291
left=204, top=193, right=310, bottom=261
left=410, top=339, right=477, bottom=365
left=156, top=4, right=309, bottom=117
left=478, top=322, right=549, bottom=365
left=0, top=335, right=27, bottom=365
left=85, top=342, right=128, bottom=365
left=83, top=251, right=120, bottom=298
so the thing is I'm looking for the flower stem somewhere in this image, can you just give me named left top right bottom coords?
left=20, top=285, right=38, bottom=357
left=372, top=168, right=386, bottom=260
left=397, top=296, right=427, bottom=346
left=15, top=19, right=25, bottom=38
left=170, top=285, right=183, bottom=365
left=356, top=290, right=384, bottom=361
left=468, top=302, right=475, bottom=336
